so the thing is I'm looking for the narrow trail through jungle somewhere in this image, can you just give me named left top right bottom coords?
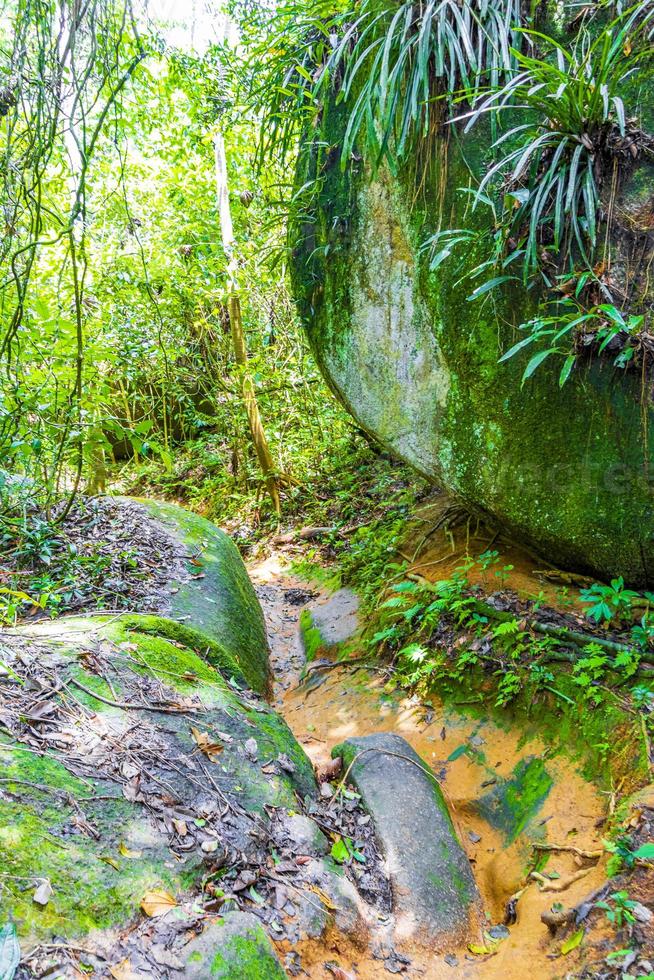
left=249, top=550, right=610, bottom=979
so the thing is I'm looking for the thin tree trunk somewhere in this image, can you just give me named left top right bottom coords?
left=228, top=294, right=281, bottom=514
left=214, top=131, right=281, bottom=515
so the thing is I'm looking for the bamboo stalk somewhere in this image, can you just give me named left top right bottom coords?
left=214, top=130, right=281, bottom=515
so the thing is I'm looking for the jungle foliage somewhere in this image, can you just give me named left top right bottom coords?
left=253, top=0, right=654, bottom=384
left=0, top=0, right=349, bottom=535
left=3, top=0, right=653, bottom=536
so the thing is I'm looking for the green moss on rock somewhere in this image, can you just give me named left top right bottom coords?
left=299, top=608, right=324, bottom=663
left=473, top=756, right=553, bottom=843
left=106, top=614, right=246, bottom=693
left=0, top=798, right=178, bottom=940
left=183, top=912, right=286, bottom=979
left=292, top=92, right=654, bottom=585
left=1, top=610, right=317, bottom=949
left=134, top=499, right=271, bottom=692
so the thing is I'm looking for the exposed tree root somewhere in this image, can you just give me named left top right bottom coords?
left=531, top=842, right=603, bottom=861
left=530, top=867, right=594, bottom=892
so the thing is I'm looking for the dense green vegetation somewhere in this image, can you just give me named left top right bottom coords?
left=0, top=0, right=353, bottom=601
left=0, top=0, right=348, bottom=506
left=2, top=0, right=654, bottom=712
left=2, top=1, right=654, bottom=976
left=2, top=0, right=653, bottom=530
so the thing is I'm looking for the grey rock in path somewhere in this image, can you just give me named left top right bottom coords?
left=291, top=857, right=368, bottom=944
left=278, top=812, right=329, bottom=856
left=308, top=588, right=360, bottom=647
left=332, top=732, right=481, bottom=948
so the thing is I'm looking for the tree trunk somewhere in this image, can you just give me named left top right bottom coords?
left=228, top=294, right=281, bottom=514
left=214, top=132, right=281, bottom=515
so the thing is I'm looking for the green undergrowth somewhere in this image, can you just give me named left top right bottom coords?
left=119, top=429, right=428, bottom=560
left=362, top=554, right=653, bottom=791
left=302, top=491, right=654, bottom=793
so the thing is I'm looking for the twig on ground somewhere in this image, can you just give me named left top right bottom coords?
left=67, top=677, right=193, bottom=714
left=531, top=842, right=603, bottom=860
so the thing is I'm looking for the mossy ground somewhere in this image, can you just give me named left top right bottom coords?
left=299, top=607, right=326, bottom=663
left=209, top=930, right=286, bottom=979
left=0, top=760, right=179, bottom=940
left=183, top=916, right=287, bottom=979
left=473, top=756, right=554, bottom=844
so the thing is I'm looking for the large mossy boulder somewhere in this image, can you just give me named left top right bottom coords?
left=0, top=612, right=314, bottom=970
left=292, top=99, right=654, bottom=585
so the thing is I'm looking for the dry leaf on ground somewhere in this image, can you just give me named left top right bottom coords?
left=190, top=726, right=224, bottom=760
left=140, top=889, right=178, bottom=917
left=109, top=958, right=150, bottom=980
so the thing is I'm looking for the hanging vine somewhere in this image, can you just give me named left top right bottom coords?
left=0, top=0, right=148, bottom=511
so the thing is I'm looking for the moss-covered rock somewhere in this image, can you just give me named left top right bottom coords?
left=134, top=498, right=271, bottom=693
left=0, top=612, right=315, bottom=956
left=332, top=732, right=481, bottom=948
left=182, top=912, right=287, bottom=979
left=472, top=756, right=553, bottom=844
left=292, top=100, right=654, bottom=585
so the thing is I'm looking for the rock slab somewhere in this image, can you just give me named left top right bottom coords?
left=135, top=498, right=271, bottom=694
left=332, top=732, right=481, bottom=947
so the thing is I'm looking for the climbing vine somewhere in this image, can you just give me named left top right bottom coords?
left=0, top=0, right=148, bottom=509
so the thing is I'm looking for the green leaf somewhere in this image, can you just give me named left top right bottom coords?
left=561, top=928, right=584, bottom=954
left=498, top=334, right=538, bottom=363
left=559, top=354, right=576, bottom=387
left=381, top=596, right=408, bottom=609
left=466, top=276, right=517, bottom=301
left=294, top=64, right=313, bottom=83
left=330, top=837, right=351, bottom=864
left=468, top=942, right=497, bottom=956
left=633, top=842, right=654, bottom=861
left=522, top=349, right=555, bottom=382
left=0, top=923, right=19, bottom=980
left=392, top=581, right=420, bottom=593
